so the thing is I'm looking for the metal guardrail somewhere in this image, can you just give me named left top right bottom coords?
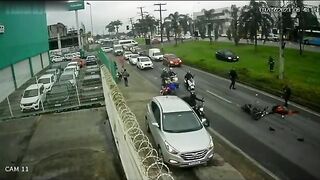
left=101, top=65, right=174, bottom=180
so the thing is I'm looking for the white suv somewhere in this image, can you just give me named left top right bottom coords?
left=137, top=56, right=153, bottom=70
left=145, top=96, right=213, bottom=167
left=20, top=83, right=46, bottom=111
left=37, top=74, right=56, bottom=92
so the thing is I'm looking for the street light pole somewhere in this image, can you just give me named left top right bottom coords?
left=87, top=2, right=94, bottom=37
left=75, top=10, right=82, bottom=49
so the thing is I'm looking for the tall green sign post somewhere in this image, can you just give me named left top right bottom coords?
left=68, top=0, right=85, bottom=51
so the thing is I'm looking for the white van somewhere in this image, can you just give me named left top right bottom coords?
left=148, top=48, right=163, bottom=61
left=119, top=39, right=138, bottom=47
left=113, top=44, right=124, bottom=56
left=37, top=74, right=56, bottom=92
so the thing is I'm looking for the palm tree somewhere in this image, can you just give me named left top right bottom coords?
left=105, top=23, right=115, bottom=35
left=164, top=12, right=183, bottom=46
left=144, top=15, right=158, bottom=37
left=163, top=21, right=171, bottom=42
left=203, top=9, right=215, bottom=43
left=179, top=14, right=192, bottom=35
left=239, top=0, right=273, bottom=49
left=195, top=16, right=206, bottom=39
left=230, top=4, right=240, bottom=45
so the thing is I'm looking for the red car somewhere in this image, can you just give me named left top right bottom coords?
left=163, top=54, right=182, bottom=67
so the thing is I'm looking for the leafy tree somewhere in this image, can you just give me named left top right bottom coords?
left=113, top=20, right=122, bottom=34
left=203, top=9, right=215, bottom=44
left=163, top=21, right=171, bottom=42
left=105, top=23, right=115, bottom=35
left=239, top=0, right=273, bottom=49
left=226, top=28, right=232, bottom=40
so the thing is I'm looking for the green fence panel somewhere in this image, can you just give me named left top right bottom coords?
left=98, top=49, right=117, bottom=81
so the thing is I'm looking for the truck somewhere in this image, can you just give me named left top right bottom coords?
left=113, top=44, right=123, bottom=56
left=148, top=48, right=163, bottom=61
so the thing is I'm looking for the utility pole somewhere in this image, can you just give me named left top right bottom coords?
left=137, top=6, right=145, bottom=19
left=154, top=3, right=167, bottom=43
left=129, top=17, right=135, bottom=37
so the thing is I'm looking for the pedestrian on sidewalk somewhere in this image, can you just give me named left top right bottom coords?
left=122, top=69, right=130, bottom=87
left=229, top=68, right=238, bottom=90
left=282, top=85, right=291, bottom=107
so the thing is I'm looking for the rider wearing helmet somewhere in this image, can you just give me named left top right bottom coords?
left=189, top=90, right=204, bottom=107
left=161, top=68, right=170, bottom=86
left=168, top=67, right=176, bottom=77
left=185, top=71, right=194, bottom=89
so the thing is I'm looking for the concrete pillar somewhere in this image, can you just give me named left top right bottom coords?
left=57, top=33, right=62, bottom=52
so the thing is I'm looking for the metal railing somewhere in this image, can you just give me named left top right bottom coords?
left=101, top=65, right=174, bottom=180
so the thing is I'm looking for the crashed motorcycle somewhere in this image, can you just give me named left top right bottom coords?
left=241, top=104, right=269, bottom=120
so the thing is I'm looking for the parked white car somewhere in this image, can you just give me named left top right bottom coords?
left=64, top=66, right=79, bottom=77
left=129, top=54, right=139, bottom=65
left=64, top=53, right=75, bottom=61
left=66, top=61, right=80, bottom=71
left=37, top=74, right=56, bottom=92
left=20, top=83, right=46, bottom=112
left=51, top=56, right=64, bottom=63
left=59, top=71, right=77, bottom=87
left=137, top=56, right=153, bottom=70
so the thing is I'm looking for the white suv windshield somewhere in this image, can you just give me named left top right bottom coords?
left=162, top=111, right=202, bottom=133
left=38, top=78, right=50, bottom=84
left=23, top=89, right=38, bottom=98
left=140, top=58, right=150, bottom=62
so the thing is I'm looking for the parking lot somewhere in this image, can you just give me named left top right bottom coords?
left=0, top=56, right=104, bottom=121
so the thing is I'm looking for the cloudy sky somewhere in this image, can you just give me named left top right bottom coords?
left=46, top=1, right=319, bottom=35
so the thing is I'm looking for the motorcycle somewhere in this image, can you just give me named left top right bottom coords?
left=241, top=104, right=269, bottom=120
left=184, top=78, right=195, bottom=91
left=160, top=82, right=177, bottom=95
left=182, top=96, right=209, bottom=127
left=170, top=74, right=179, bottom=88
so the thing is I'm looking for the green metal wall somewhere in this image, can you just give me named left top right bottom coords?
left=0, top=2, right=49, bottom=70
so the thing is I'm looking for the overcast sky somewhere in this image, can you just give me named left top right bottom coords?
left=46, top=1, right=319, bottom=35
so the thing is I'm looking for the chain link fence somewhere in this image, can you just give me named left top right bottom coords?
left=101, top=65, right=174, bottom=180
left=0, top=60, right=104, bottom=121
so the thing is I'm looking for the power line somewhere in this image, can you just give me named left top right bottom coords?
left=154, top=3, right=167, bottom=43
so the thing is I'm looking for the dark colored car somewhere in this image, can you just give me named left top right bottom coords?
left=46, top=81, right=75, bottom=107
left=215, top=49, right=239, bottom=62
left=163, top=54, right=182, bottom=67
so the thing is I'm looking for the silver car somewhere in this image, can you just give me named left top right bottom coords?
left=145, top=96, right=214, bottom=167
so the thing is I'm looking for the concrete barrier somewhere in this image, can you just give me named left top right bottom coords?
left=100, top=65, right=174, bottom=180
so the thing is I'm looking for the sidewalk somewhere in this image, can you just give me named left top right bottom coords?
left=112, top=55, right=245, bottom=180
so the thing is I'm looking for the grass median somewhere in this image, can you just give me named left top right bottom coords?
left=162, top=41, right=320, bottom=111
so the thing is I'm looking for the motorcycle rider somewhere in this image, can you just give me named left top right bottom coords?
left=189, top=90, right=204, bottom=108
left=168, top=67, right=176, bottom=76
left=184, top=71, right=194, bottom=89
left=161, top=68, right=170, bottom=86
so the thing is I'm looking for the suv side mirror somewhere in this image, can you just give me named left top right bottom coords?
left=152, top=122, right=159, bottom=128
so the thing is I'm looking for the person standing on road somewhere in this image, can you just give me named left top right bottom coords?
left=283, top=85, right=291, bottom=107
left=122, top=69, right=130, bottom=87
left=229, top=68, right=238, bottom=90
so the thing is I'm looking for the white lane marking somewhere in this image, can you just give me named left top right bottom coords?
left=207, top=90, right=232, bottom=104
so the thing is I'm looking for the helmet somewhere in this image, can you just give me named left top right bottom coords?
left=162, top=68, right=167, bottom=72
left=188, top=70, right=191, bottom=74
left=169, top=67, right=173, bottom=71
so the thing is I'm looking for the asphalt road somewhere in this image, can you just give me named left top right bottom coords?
left=119, top=55, right=320, bottom=180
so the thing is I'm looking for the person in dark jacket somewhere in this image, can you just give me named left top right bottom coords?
left=122, top=69, right=130, bottom=87
left=229, top=68, right=238, bottom=90
left=283, top=85, right=291, bottom=107
left=189, top=91, right=204, bottom=107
